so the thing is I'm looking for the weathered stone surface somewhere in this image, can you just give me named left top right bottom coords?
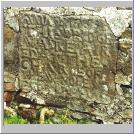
left=4, top=72, right=16, bottom=83
left=4, top=24, right=19, bottom=75
left=18, top=11, right=117, bottom=107
left=4, top=91, right=15, bottom=106
left=4, top=7, right=132, bottom=124
left=117, top=27, right=132, bottom=76
left=4, top=102, right=17, bottom=116
left=4, top=82, right=15, bottom=91
left=18, top=107, right=37, bottom=122
left=94, top=7, right=132, bottom=37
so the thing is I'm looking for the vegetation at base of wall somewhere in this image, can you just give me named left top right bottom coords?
left=4, top=111, right=97, bottom=124
left=4, top=115, right=29, bottom=124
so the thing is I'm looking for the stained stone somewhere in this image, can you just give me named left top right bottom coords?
left=18, top=11, right=117, bottom=109
left=4, top=8, right=132, bottom=124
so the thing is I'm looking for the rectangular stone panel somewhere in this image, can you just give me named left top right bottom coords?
left=18, top=12, right=117, bottom=106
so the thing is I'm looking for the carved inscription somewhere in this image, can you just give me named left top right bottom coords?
left=19, top=12, right=117, bottom=104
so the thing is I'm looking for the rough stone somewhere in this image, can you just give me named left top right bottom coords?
left=115, top=74, right=132, bottom=85
left=4, top=102, right=17, bottom=116
left=117, top=27, right=132, bottom=77
left=3, top=7, right=132, bottom=124
left=4, top=91, right=15, bottom=106
left=94, top=7, right=132, bottom=37
left=18, top=107, right=37, bottom=122
left=18, top=11, right=117, bottom=105
left=4, top=82, right=15, bottom=91
left=4, top=24, right=19, bottom=75
left=4, top=72, right=16, bottom=83
left=71, top=113, right=83, bottom=120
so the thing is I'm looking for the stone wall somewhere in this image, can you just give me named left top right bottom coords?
left=4, top=7, right=132, bottom=124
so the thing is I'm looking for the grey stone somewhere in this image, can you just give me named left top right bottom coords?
left=3, top=7, right=132, bottom=124
left=71, top=113, right=83, bottom=120
left=18, top=11, right=117, bottom=106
